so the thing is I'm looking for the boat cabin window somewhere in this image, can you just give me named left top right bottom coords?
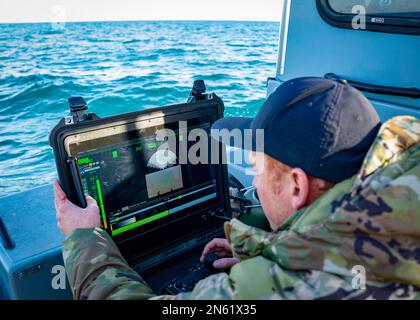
left=317, top=0, right=420, bottom=35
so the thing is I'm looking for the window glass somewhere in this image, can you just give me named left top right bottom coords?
left=328, top=0, right=420, bottom=19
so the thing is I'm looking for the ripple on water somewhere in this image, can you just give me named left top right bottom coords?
left=0, top=21, right=279, bottom=197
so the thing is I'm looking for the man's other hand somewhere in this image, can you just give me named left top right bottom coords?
left=54, top=181, right=101, bottom=237
left=200, top=238, right=240, bottom=270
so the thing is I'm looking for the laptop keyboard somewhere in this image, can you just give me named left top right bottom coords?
left=159, top=261, right=220, bottom=295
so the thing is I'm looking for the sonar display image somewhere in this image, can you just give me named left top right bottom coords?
left=145, top=165, right=183, bottom=198
left=147, top=148, right=177, bottom=170
left=75, top=121, right=218, bottom=237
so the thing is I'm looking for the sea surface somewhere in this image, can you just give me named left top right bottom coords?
left=0, top=21, right=279, bottom=197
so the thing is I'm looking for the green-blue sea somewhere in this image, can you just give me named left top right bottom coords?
left=0, top=20, right=279, bottom=196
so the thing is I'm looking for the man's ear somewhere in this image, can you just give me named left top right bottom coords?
left=290, top=167, right=309, bottom=211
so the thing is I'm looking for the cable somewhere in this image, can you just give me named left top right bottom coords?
left=206, top=210, right=231, bottom=222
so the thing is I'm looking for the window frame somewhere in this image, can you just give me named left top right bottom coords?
left=316, top=0, right=420, bottom=35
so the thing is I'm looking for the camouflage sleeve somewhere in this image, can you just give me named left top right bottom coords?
left=62, top=228, right=156, bottom=300
left=62, top=227, right=233, bottom=300
left=62, top=228, right=231, bottom=300
left=154, top=256, right=360, bottom=300
left=62, top=227, right=372, bottom=300
left=60, top=228, right=291, bottom=300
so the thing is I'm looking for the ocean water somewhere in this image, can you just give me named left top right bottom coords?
left=0, top=21, right=279, bottom=197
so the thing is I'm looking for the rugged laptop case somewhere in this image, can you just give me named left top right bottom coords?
left=48, top=82, right=231, bottom=281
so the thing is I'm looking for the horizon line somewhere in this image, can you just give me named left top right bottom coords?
left=0, top=18, right=280, bottom=25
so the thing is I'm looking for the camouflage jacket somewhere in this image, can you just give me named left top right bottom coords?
left=62, top=116, right=420, bottom=300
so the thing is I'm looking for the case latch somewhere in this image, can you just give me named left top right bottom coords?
left=187, top=80, right=209, bottom=102
left=68, top=96, right=94, bottom=123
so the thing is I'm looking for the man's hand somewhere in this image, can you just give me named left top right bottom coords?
left=54, top=181, right=101, bottom=237
left=200, top=238, right=240, bottom=270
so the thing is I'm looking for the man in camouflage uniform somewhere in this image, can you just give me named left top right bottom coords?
left=55, top=78, right=420, bottom=299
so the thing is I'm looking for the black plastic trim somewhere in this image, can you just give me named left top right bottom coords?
left=0, top=216, right=15, bottom=250
left=325, top=73, right=420, bottom=99
left=316, top=0, right=420, bottom=35
left=266, top=76, right=277, bottom=87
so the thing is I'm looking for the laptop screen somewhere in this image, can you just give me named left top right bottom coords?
left=65, top=109, right=226, bottom=244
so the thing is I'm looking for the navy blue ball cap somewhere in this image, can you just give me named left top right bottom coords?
left=211, top=77, right=381, bottom=183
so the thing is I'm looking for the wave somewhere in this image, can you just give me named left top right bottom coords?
left=38, top=29, right=66, bottom=36
left=0, top=74, right=86, bottom=114
left=123, top=39, right=143, bottom=44
left=155, top=48, right=188, bottom=55
left=226, top=43, right=248, bottom=47
left=87, top=38, right=116, bottom=43
left=0, top=74, right=76, bottom=87
left=194, top=73, right=232, bottom=81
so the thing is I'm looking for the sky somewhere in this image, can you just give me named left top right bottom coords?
left=0, top=0, right=283, bottom=23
